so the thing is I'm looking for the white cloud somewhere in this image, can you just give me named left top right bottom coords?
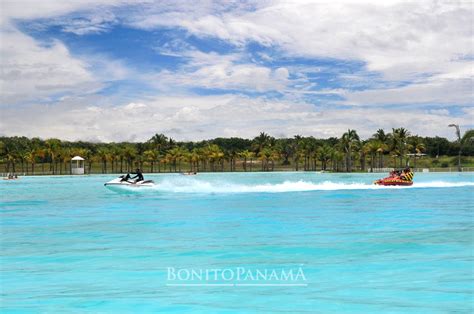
left=1, top=94, right=471, bottom=142
left=125, top=0, right=473, bottom=104
left=461, top=107, right=474, bottom=122
left=189, top=2, right=471, bottom=78
left=0, top=0, right=133, bottom=26
left=344, top=78, right=473, bottom=105
left=0, top=26, right=134, bottom=105
left=59, top=11, right=118, bottom=35
left=0, top=0, right=472, bottom=142
left=0, top=0, right=135, bottom=105
left=4, top=1, right=472, bottom=106
left=149, top=51, right=290, bottom=93
left=0, top=0, right=142, bottom=105
left=0, top=28, right=96, bottom=104
left=428, top=109, right=449, bottom=116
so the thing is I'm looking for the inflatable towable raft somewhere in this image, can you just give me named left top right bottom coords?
left=373, top=178, right=413, bottom=186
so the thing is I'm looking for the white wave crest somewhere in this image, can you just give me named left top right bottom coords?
left=146, top=179, right=474, bottom=194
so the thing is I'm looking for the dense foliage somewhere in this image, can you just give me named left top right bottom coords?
left=1, top=128, right=473, bottom=174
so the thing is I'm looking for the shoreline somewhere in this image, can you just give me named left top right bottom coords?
left=3, top=170, right=474, bottom=178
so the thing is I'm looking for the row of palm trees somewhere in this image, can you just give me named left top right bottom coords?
left=1, top=127, right=472, bottom=174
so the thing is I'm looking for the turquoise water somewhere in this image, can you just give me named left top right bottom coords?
left=1, top=172, right=473, bottom=313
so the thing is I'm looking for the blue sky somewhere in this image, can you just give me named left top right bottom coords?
left=1, top=0, right=472, bottom=142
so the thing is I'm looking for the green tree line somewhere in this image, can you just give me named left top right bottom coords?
left=1, top=128, right=473, bottom=174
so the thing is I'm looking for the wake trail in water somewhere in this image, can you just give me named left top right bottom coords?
left=142, top=179, right=474, bottom=194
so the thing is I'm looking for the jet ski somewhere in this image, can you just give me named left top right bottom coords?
left=104, top=176, right=155, bottom=188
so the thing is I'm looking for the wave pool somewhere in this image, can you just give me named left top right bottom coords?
left=1, top=172, right=473, bottom=313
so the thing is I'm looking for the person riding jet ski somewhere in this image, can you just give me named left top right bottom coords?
left=130, top=168, right=144, bottom=183
left=120, top=173, right=132, bottom=182
left=105, top=170, right=154, bottom=188
left=119, top=168, right=144, bottom=183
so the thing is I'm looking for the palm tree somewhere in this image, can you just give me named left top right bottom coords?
left=341, top=129, right=360, bottom=172
left=275, top=139, right=293, bottom=166
left=461, top=129, right=474, bottom=146
left=269, top=149, right=280, bottom=171
left=206, top=145, right=224, bottom=172
left=448, top=126, right=474, bottom=171
left=143, top=150, right=158, bottom=173
left=188, top=149, right=200, bottom=172
left=36, top=148, right=47, bottom=174
left=375, top=141, right=388, bottom=169
left=293, top=135, right=303, bottom=171
left=221, top=148, right=233, bottom=172
left=165, top=148, right=178, bottom=172
left=123, top=145, right=137, bottom=172
left=253, top=132, right=271, bottom=153
left=331, top=150, right=344, bottom=172
left=36, top=148, right=48, bottom=174
left=372, top=129, right=389, bottom=169
left=460, top=129, right=474, bottom=170
left=166, top=147, right=188, bottom=172
left=373, top=129, right=388, bottom=143
left=364, top=140, right=380, bottom=172
left=448, top=124, right=461, bottom=171
left=390, top=128, right=410, bottom=168
left=359, top=141, right=368, bottom=172
left=227, top=149, right=239, bottom=172
left=0, top=140, right=6, bottom=172
left=45, top=139, right=61, bottom=174
left=117, top=146, right=125, bottom=173
left=195, top=147, right=207, bottom=172
left=301, top=138, right=317, bottom=171
left=149, top=134, right=168, bottom=153
left=108, top=144, right=120, bottom=173
left=24, top=149, right=37, bottom=175
left=0, top=140, right=18, bottom=173
left=168, top=137, right=176, bottom=150
left=258, top=148, right=273, bottom=171
left=317, top=145, right=332, bottom=171
left=97, top=148, right=110, bottom=173
left=160, top=155, right=171, bottom=173
left=200, top=146, right=211, bottom=172
left=5, top=152, right=16, bottom=173
left=239, top=150, right=254, bottom=172
left=176, top=147, right=189, bottom=172
left=59, top=148, right=73, bottom=175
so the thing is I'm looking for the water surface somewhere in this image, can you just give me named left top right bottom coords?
left=1, top=172, right=473, bottom=313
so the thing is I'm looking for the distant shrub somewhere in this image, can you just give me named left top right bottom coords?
left=441, top=162, right=449, bottom=168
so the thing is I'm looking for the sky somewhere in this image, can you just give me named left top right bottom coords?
left=0, top=0, right=472, bottom=142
